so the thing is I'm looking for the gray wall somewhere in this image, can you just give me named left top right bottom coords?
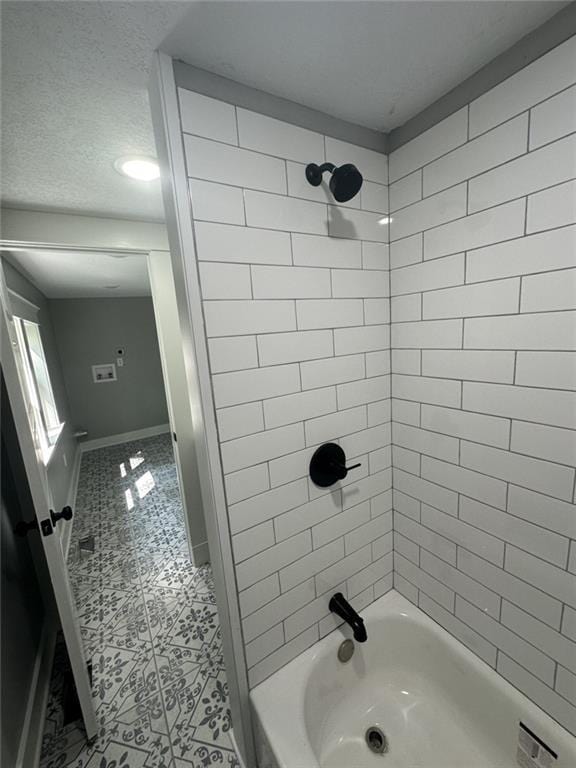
left=3, top=259, right=77, bottom=512
left=50, top=297, right=169, bottom=441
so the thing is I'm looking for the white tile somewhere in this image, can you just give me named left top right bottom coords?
left=292, top=233, right=361, bottom=269
left=562, top=606, right=576, bottom=642
left=468, top=134, right=576, bottom=213
left=393, top=446, right=420, bottom=475
left=257, top=329, right=332, bottom=367
left=456, top=597, right=555, bottom=685
left=268, top=446, right=313, bottom=488
left=503, top=601, right=576, bottom=674
left=315, top=545, right=372, bottom=595
left=527, top=179, right=576, bottom=233
left=361, top=182, right=388, bottom=213
left=334, top=324, right=390, bottom=356
left=184, top=134, right=285, bottom=193
left=459, top=496, right=569, bottom=568
left=391, top=398, right=420, bottom=426
left=511, top=421, right=576, bottom=467
left=264, top=387, right=336, bottom=429
left=469, top=36, right=576, bottom=138
left=466, top=225, right=576, bottom=283
left=424, top=114, right=528, bottom=196
left=556, top=666, right=576, bottom=707
left=280, top=539, right=344, bottom=592
left=213, top=364, right=300, bottom=408
left=199, top=262, right=252, bottom=299
left=229, top=478, right=308, bottom=534
left=327, top=206, right=389, bottom=242
left=245, top=624, right=284, bottom=668
left=370, top=446, right=392, bottom=474
left=390, top=171, right=422, bottom=212
left=508, top=486, right=576, bottom=541
left=393, top=422, right=459, bottom=463
left=362, top=242, right=390, bottom=271
left=424, top=199, right=525, bottom=260
left=464, top=312, right=576, bottom=352
left=395, top=572, right=419, bottom=604
left=208, top=336, right=258, bottom=373
left=515, top=352, right=576, bottom=391
left=245, top=190, right=327, bottom=235
left=391, top=349, right=420, bottom=375
left=189, top=179, right=245, bottom=224
left=394, top=531, right=419, bottom=564
left=421, top=456, right=507, bottom=510
left=348, top=554, right=393, bottom=598
left=243, top=580, right=316, bottom=642
left=233, top=521, right=275, bottom=563
left=368, top=398, right=392, bottom=426
left=296, top=299, right=363, bottom=330
left=419, top=549, right=500, bottom=617
left=390, top=108, right=468, bottom=182
left=305, top=406, right=367, bottom=447
left=371, top=490, right=393, bottom=519
left=225, top=464, right=269, bottom=505
left=236, top=531, right=311, bottom=590
left=195, top=221, right=292, bottom=265
left=521, top=268, right=576, bottom=313
left=506, top=545, right=576, bottom=610
left=497, top=654, right=576, bottom=736
left=530, top=84, right=576, bottom=149
left=342, top=469, right=392, bottom=511
left=325, top=136, right=388, bottom=184
left=275, top=492, right=341, bottom=542
left=301, top=354, right=364, bottom=390
left=178, top=88, right=237, bottom=144
left=395, top=514, right=456, bottom=566
left=391, top=253, right=464, bottom=296
left=217, top=401, right=263, bottom=441
left=337, top=375, right=390, bottom=409
left=461, top=440, right=574, bottom=501
left=421, top=350, right=515, bottom=384
left=394, top=489, right=421, bottom=520
left=332, top=269, right=389, bottom=298
left=394, top=469, right=458, bottom=516
left=366, top=351, right=390, bottom=377
left=423, top=278, right=520, bottom=320
left=458, top=548, right=562, bottom=629
left=284, top=584, right=346, bottom=641
left=346, top=512, right=392, bottom=554
left=237, top=108, right=324, bottom=162
left=392, top=374, right=461, bottom=407
left=391, top=295, right=421, bottom=323
left=204, top=299, right=296, bottom=338
left=419, top=593, right=497, bottom=666
left=390, top=234, right=423, bottom=269
left=341, top=423, right=391, bottom=459
left=396, top=554, right=455, bottom=610
left=392, top=319, right=463, bottom=349
left=391, top=184, right=467, bottom=242
left=312, top=500, right=370, bottom=548
left=421, top=404, right=510, bottom=448
left=365, top=299, right=390, bottom=326
left=239, top=573, right=280, bottom=618
left=221, top=423, right=304, bottom=473
left=422, top=504, right=504, bottom=565
left=248, top=626, right=318, bottom=688
left=252, top=265, right=331, bottom=299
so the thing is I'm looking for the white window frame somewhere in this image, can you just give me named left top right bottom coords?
left=13, top=315, right=63, bottom=463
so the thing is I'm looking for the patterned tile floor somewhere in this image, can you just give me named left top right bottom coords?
left=40, top=434, right=239, bottom=768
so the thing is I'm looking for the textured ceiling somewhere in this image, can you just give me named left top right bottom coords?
left=6, top=248, right=150, bottom=298
left=0, top=1, right=568, bottom=225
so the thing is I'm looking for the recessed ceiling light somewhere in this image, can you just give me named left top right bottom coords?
left=114, top=156, right=160, bottom=181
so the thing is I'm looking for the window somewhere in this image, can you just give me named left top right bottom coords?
left=14, top=316, right=63, bottom=461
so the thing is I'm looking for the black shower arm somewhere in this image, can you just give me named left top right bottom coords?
left=317, top=162, right=336, bottom=175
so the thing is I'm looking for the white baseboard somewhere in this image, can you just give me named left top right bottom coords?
left=229, top=728, right=247, bottom=768
left=61, top=443, right=82, bottom=559
left=16, top=622, right=57, bottom=768
left=79, top=423, right=170, bottom=452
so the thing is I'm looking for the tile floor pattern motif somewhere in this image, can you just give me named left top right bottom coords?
left=40, top=435, right=239, bottom=768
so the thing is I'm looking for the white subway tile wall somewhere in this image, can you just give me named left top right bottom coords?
left=389, top=37, right=576, bottom=736
left=177, top=87, right=392, bottom=688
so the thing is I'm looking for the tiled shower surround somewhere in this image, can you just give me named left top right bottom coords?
left=170, top=34, right=575, bottom=732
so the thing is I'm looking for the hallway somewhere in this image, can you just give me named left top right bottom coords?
left=40, top=435, right=238, bottom=768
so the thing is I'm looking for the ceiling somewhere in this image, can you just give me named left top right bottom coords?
left=1, top=0, right=568, bottom=227
left=5, top=248, right=150, bottom=298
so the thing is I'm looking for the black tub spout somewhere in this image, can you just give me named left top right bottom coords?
left=329, top=592, right=367, bottom=642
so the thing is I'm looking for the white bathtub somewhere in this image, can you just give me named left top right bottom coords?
left=251, top=590, right=576, bottom=768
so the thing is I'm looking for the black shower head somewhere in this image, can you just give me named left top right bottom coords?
left=305, top=161, right=363, bottom=203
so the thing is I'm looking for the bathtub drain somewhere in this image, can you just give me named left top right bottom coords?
left=365, top=727, right=388, bottom=755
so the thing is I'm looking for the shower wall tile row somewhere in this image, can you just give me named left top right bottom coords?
left=388, top=35, right=576, bottom=736
left=177, top=87, right=392, bottom=687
